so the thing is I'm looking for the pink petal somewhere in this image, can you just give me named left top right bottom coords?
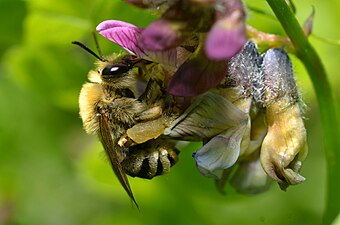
left=96, top=20, right=144, bottom=55
left=97, top=20, right=177, bottom=66
left=205, top=15, right=247, bottom=60
left=96, top=20, right=138, bottom=30
left=141, top=19, right=181, bottom=51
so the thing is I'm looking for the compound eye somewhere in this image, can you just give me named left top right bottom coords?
left=101, top=64, right=130, bottom=79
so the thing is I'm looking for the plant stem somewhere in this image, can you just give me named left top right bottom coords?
left=265, top=0, right=340, bottom=224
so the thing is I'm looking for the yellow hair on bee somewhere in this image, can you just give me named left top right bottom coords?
left=79, top=83, right=104, bottom=134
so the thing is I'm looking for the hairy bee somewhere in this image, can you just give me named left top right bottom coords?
left=73, top=41, right=179, bottom=207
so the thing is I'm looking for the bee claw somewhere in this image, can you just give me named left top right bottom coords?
left=118, top=136, right=128, bottom=147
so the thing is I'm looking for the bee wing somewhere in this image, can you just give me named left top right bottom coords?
left=98, top=113, right=138, bottom=208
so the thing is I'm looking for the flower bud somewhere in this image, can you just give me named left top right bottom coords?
left=221, top=41, right=262, bottom=98
left=260, top=48, right=308, bottom=190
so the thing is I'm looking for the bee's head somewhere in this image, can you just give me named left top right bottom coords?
left=100, top=57, right=135, bottom=81
left=97, top=55, right=143, bottom=86
left=72, top=41, right=141, bottom=84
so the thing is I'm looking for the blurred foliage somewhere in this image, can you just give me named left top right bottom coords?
left=0, top=0, right=339, bottom=225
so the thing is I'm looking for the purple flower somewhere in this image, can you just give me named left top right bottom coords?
left=97, top=0, right=247, bottom=97
left=128, top=0, right=246, bottom=61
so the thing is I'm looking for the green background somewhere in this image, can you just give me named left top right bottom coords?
left=0, top=0, right=339, bottom=224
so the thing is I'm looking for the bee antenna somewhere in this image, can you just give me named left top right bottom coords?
left=72, top=41, right=104, bottom=61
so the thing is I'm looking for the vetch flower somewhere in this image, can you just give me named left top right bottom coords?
left=164, top=91, right=248, bottom=140
left=121, top=0, right=247, bottom=97
left=220, top=111, right=270, bottom=194
left=98, top=0, right=247, bottom=97
left=131, top=0, right=247, bottom=61
left=213, top=44, right=308, bottom=192
left=165, top=41, right=308, bottom=193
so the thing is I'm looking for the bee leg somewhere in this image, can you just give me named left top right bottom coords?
left=134, top=106, right=163, bottom=121
left=138, top=79, right=163, bottom=105
left=163, top=93, right=175, bottom=115
left=118, top=134, right=128, bottom=147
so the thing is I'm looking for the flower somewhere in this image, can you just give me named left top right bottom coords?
left=122, top=0, right=247, bottom=96
left=129, top=0, right=247, bottom=61
left=260, top=48, right=308, bottom=190
left=166, top=41, right=262, bottom=180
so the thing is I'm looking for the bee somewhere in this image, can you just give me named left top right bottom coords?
left=73, top=41, right=179, bottom=207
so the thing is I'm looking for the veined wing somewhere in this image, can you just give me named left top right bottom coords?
left=98, top=113, right=138, bottom=208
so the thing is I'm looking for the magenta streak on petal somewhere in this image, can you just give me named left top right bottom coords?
left=99, top=26, right=145, bottom=56
left=96, top=20, right=146, bottom=56
left=111, top=29, right=145, bottom=56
